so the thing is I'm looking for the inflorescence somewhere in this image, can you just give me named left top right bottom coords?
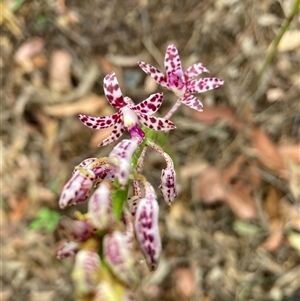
left=57, top=44, right=224, bottom=301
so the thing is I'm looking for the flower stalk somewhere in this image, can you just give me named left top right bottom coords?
left=57, top=44, right=224, bottom=301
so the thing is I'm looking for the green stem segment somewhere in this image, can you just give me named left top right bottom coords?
left=111, top=128, right=172, bottom=219
left=258, top=0, right=300, bottom=80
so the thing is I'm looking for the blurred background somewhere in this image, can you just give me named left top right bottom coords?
left=1, top=0, right=300, bottom=300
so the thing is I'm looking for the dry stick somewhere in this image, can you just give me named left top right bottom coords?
left=257, top=0, right=300, bottom=81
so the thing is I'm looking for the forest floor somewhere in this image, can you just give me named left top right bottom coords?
left=1, top=0, right=300, bottom=300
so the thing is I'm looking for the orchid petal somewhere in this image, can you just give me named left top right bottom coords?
left=78, top=112, right=121, bottom=130
left=179, top=94, right=203, bottom=112
left=131, top=92, right=163, bottom=115
left=187, top=78, right=225, bottom=93
left=108, top=139, right=138, bottom=186
left=138, top=62, right=169, bottom=88
left=184, top=62, right=210, bottom=81
left=98, top=122, right=126, bottom=147
left=56, top=241, right=79, bottom=259
left=137, top=113, right=176, bottom=131
left=164, top=44, right=182, bottom=78
left=104, top=72, right=127, bottom=109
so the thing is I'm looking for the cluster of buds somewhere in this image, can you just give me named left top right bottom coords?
left=57, top=45, right=224, bottom=300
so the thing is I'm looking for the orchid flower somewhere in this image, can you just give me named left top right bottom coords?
left=79, top=72, right=175, bottom=146
left=138, top=44, right=224, bottom=112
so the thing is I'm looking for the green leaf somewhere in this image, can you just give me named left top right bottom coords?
left=233, top=220, right=262, bottom=236
left=11, top=0, right=26, bottom=12
left=29, top=207, right=61, bottom=232
left=35, top=15, right=50, bottom=24
left=111, top=182, right=129, bottom=220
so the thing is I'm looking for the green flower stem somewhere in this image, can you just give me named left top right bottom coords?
left=111, top=128, right=174, bottom=219
left=258, top=0, right=300, bottom=80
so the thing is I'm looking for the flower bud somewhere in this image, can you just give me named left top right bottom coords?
left=58, top=216, right=96, bottom=242
left=135, top=196, right=161, bottom=271
left=56, top=241, right=79, bottom=259
left=88, top=181, right=114, bottom=231
left=127, top=195, right=139, bottom=217
left=103, top=231, right=138, bottom=286
left=159, top=166, right=177, bottom=205
left=108, top=139, right=138, bottom=186
left=122, top=291, right=136, bottom=301
left=72, top=250, right=101, bottom=296
left=94, top=282, right=118, bottom=301
left=122, top=208, right=135, bottom=247
left=59, top=167, right=95, bottom=209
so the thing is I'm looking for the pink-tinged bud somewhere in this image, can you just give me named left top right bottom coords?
left=56, top=241, right=79, bottom=259
left=108, top=139, right=138, bottom=187
left=59, top=167, right=95, bottom=209
left=72, top=250, right=101, bottom=296
left=74, top=158, right=97, bottom=170
left=128, top=124, right=145, bottom=144
left=122, top=291, right=136, bottom=301
left=122, top=208, right=135, bottom=247
left=88, top=181, right=114, bottom=231
left=127, top=195, right=139, bottom=217
left=135, top=197, right=161, bottom=271
left=143, top=180, right=157, bottom=200
left=74, top=158, right=112, bottom=183
left=103, top=231, right=138, bottom=286
left=58, top=216, right=95, bottom=242
left=94, top=282, right=118, bottom=301
left=159, top=166, right=177, bottom=205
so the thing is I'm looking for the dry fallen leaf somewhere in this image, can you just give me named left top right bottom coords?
left=44, top=94, right=107, bottom=117
left=49, top=49, right=72, bottom=93
left=250, top=127, right=286, bottom=175
left=196, top=167, right=227, bottom=204
left=196, top=162, right=257, bottom=219
left=14, top=38, right=45, bottom=72
left=192, top=105, right=243, bottom=130
left=262, top=186, right=285, bottom=251
left=226, top=180, right=257, bottom=220
left=279, top=144, right=300, bottom=162
left=172, top=267, right=196, bottom=298
left=90, top=127, right=114, bottom=148
left=277, top=30, right=300, bottom=52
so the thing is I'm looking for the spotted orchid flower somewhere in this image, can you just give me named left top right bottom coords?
left=79, top=72, right=175, bottom=147
left=138, top=44, right=224, bottom=112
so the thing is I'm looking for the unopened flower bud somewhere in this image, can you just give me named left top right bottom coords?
left=59, top=167, right=95, bottom=209
left=72, top=250, right=101, bottom=296
left=122, top=291, right=136, bottom=301
left=88, top=181, right=114, bottom=231
left=58, top=216, right=95, bottom=242
left=127, top=195, right=139, bottom=217
left=94, top=282, right=118, bottom=301
left=122, top=208, right=135, bottom=247
left=103, top=231, right=138, bottom=286
left=159, top=166, right=177, bottom=205
left=108, top=139, right=138, bottom=186
left=56, top=241, right=79, bottom=259
left=135, top=196, right=161, bottom=271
